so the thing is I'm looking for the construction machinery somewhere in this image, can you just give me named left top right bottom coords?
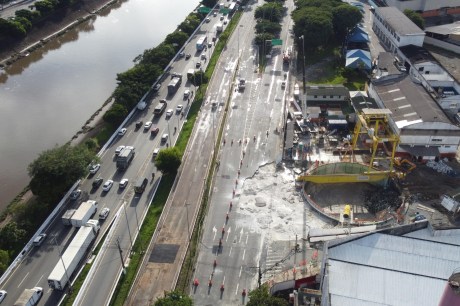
left=394, top=158, right=416, bottom=173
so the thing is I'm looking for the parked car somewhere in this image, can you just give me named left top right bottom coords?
left=99, top=207, right=110, bottom=220
left=119, top=178, right=129, bottom=189
left=118, top=128, right=127, bottom=136
left=70, top=189, right=81, bottom=200
left=102, top=180, right=114, bottom=192
left=115, top=145, right=125, bottom=155
left=92, top=178, right=103, bottom=189
left=33, top=233, right=47, bottom=246
left=89, top=163, right=100, bottom=174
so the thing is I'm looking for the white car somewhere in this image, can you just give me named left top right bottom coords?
left=144, top=121, right=152, bottom=129
left=119, top=178, right=129, bottom=189
left=183, top=90, right=190, bottom=99
left=89, top=163, right=100, bottom=174
left=102, top=180, right=114, bottom=192
left=33, top=233, right=47, bottom=246
left=152, top=148, right=160, bottom=159
left=0, top=290, right=6, bottom=303
left=99, top=207, right=110, bottom=220
left=176, top=105, right=183, bottom=113
left=161, top=134, right=169, bottom=143
left=205, top=17, right=211, bottom=23
left=115, top=145, right=125, bottom=155
left=118, top=128, right=127, bottom=136
left=166, top=109, right=174, bottom=118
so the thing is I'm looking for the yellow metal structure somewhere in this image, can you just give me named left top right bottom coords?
left=298, top=109, right=400, bottom=183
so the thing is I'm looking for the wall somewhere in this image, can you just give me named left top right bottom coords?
left=424, top=37, right=460, bottom=55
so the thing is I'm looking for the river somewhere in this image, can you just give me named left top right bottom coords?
left=0, top=0, right=200, bottom=209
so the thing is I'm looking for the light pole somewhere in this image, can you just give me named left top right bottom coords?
left=185, top=202, right=191, bottom=241
left=237, top=25, right=243, bottom=56
left=123, top=203, right=134, bottom=252
left=299, top=35, right=307, bottom=123
left=167, top=118, right=172, bottom=147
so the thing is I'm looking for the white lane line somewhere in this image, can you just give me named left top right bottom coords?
left=245, top=233, right=249, bottom=245
left=229, top=246, right=233, bottom=256
left=18, top=272, right=29, bottom=288
left=235, top=283, right=239, bottom=295
left=223, top=276, right=226, bottom=285
left=36, top=274, right=44, bottom=287
left=242, top=249, right=246, bottom=260
left=213, top=226, right=217, bottom=240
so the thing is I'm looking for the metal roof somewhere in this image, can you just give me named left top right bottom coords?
left=326, top=232, right=460, bottom=306
left=375, top=7, right=425, bottom=36
left=306, top=85, right=349, bottom=97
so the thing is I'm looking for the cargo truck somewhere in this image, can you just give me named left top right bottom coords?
left=153, top=100, right=167, bottom=116
left=167, top=77, right=182, bottom=95
left=70, top=200, right=98, bottom=227
left=216, top=23, right=223, bottom=33
left=187, top=69, right=196, bottom=81
left=116, top=146, right=135, bottom=170
left=14, top=287, right=43, bottom=306
left=48, top=220, right=100, bottom=290
left=62, top=209, right=76, bottom=226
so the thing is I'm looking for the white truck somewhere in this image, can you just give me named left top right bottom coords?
left=216, top=23, right=223, bottom=33
left=70, top=200, right=98, bottom=227
left=137, top=101, right=147, bottom=110
left=48, top=220, right=100, bottom=290
left=62, top=209, right=76, bottom=226
left=14, top=287, right=43, bottom=306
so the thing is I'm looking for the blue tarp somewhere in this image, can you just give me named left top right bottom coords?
left=348, top=31, right=369, bottom=43
left=346, top=49, right=371, bottom=71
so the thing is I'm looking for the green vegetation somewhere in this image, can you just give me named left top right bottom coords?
left=153, top=290, right=193, bottom=306
left=155, top=147, right=182, bottom=174
left=246, top=284, right=289, bottom=306
left=404, top=9, right=425, bottom=30
left=308, top=60, right=367, bottom=91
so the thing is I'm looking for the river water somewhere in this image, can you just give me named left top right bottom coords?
left=0, top=0, right=200, bottom=209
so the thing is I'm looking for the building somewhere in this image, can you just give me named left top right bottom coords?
left=306, top=85, right=350, bottom=109
left=425, top=22, right=460, bottom=55
left=319, top=223, right=460, bottom=306
left=372, top=7, right=425, bottom=53
left=385, top=0, right=460, bottom=18
left=368, top=54, right=460, bottom=160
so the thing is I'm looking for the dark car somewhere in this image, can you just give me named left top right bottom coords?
left=185, top=54, right=191, bottom=60
left=135, top=121, right=143, bottom=129
left=151, top=127, right=160, bottom=136
left=92, top=178, right=103, bottom=189
left=152, top=83, right=161, bottom=92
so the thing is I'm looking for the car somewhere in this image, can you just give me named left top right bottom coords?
left=92, top=178, right=103, bottom=189
left=152, top=83, right=161, bottom=92
left=281, top=81, right=286, bottom=88
left=119, top=178, right=129, bottom=188
left=213, top=11, right=217, bottom=17
left=144, top=121, right=152, bottom=129
left=0, top=290, right=6, bottom=303
left=185, top=54, right=191, bottom=60
left=70, top=189, right=81, bottom=200
left=161, top=134, right=169, bottom=143
left=201, top=54, right=206, bottom=60
left=205, top=17, right=211, bottom=23
left=414, top=214, right=427, bottom=222
left=115, top=145, right=125, bottom=155
left=176, top=105, right=183, bottom=113
left=102, top=180, right=114, bottom=192
left=166, top=109, right=174, bottom=118
left=152, top=148, right=160, bottom=159
left=118, top=128, right=127, bottom=136
left=171, top=72, right=182, bottom=79
left=135, top=121, right=143, bottom=129
left=89, top=163, right=100, bottom=174
left=196, top=62, right=201, bottom=69
left=151, top=127, right=159, bottom=136
left=179, top=51, right=185, bottom=58
left=223, top=20, right=228, bottom=25
left=33, top=233, right=47, bottom=246
left=160, top=98, right=167, bottom=104
left=220, top=15, right=224, bottom=21
left=99, top=207, right=110, bottom=220
left=208, top=42, right=212, bottom=48
left=183, top=90, right=190, bottom=99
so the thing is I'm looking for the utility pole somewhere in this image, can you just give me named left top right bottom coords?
left=123, top=203, right=134, bottom=252
left=116, top=237, right=126, bottom=273
left=299, top=35, right=307, bottom=123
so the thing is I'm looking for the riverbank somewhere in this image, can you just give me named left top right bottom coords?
left=0, top=0, right=121, bottom=67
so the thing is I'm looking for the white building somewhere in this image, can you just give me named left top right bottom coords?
left=306, top=85, right=349, bottom=109
left=385, top=0, right=460, bottom=17
left=372, top=7, right=425, bottom=53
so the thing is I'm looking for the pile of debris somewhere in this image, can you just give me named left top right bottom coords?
left=426, top=160, right=455, bottom=175
left=363, top=187, right=402, bottom=214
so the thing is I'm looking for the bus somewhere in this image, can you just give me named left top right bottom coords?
left=196, top=36, right=207, bottom=51
left=228, top=2, right=237, bottom=15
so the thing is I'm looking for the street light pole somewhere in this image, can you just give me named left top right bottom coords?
left=185, top=202, right=191, bottom=241
left=299, top=35, right=306, bottom=94
left=123, top=203, right=134, bottom=252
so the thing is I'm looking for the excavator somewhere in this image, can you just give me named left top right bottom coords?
left=394, top=158, right=416, bottom=173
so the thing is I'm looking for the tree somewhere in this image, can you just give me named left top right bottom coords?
left=154, top=147, right=182, bottom=174
left=255, top=3, right=284, bottom=23
left=15, top=9, right=41, bottom=23
left=0, top=18, right=27, bottom=39
left=0, top=250, right=10, bottom=274
left=34, top=0, right=56, bottom=15
left=246, top=284, right=289, bottom=306
left=332, top=4, right=362, bottom=39
left=255, top=20, right=282, bottom=35
left=154, top=290, right=193, bottom=306
left=28, top=144, right=96, bottom=201
left=103, top=103, right=128, bottom=125
left=0, top=222, right=27, bottom=251
left=165, top=31, right=189, bottom=49
left=404, top=9, right=425, bottom=29
left=292, top=7, right=333, bottom=49
left=200, top=0, right=217, bottom=8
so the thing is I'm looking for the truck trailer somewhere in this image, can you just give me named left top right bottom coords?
left=62, top=209, right=76, bottom=226
left=48, top=220, right=100, bottom=290
left=14, top=287, right=43, bottom=306
left=116, top=146, right=135, bottom=170
left=167, top=77, right=182, bottom=95
left=70, top=200, right=98, bottom=227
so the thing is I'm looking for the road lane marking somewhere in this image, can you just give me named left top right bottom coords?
left=239, top=228, right=244, bottom=243
left=245, top=233, right=249, bottom=245
left=239, top=266, right=242, bottom=278
left=229, top=246, right=232, bottom=256
left=242, top=249, right=246, bottom=260
left=226, top=226, right=231, bottom=242
left=223, top=276, right=226, bottom=285
left=36, top=274, right=44, bottom=287
left=18, top=272, right=29, bottom=288
left=235, top=283, right=239, bottom=295
left=213, top=226, right=217, bottom=240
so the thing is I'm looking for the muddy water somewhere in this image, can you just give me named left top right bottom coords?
left=0, top=0, right=200, bottom=209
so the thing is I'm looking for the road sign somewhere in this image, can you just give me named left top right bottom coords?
left=271, top=39, right=283, bottom=46
left=220, top=8, right=230, bottom=14
left=198, top=6, right=211, bottom=13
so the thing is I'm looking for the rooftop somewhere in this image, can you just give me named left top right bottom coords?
left=306, top=85, right=349, bottom=97
left=375, top=7, right=425, bottom=36
left=426, top=22, right=460, bottom=36
left=376, top=52, right=401, bottom=75
left=372, top=75, right=450, bottom=128
left=399, top=45, right=437, bottom=65
left=325, top=227, right=460, bottom=306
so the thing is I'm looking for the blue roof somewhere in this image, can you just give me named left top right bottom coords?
left=348, top=31, right=369, bottom=43
left=346, top=49, right=371, bottom=70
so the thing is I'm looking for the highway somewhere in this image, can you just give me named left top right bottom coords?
left=0, top=7, right=223, bottom=306
left=191, top=0, right=296, bottom=304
